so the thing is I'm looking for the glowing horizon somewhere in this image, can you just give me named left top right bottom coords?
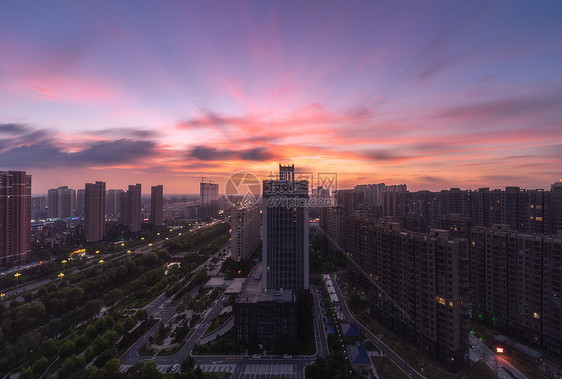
left=1, top=1, right=561, bottom=195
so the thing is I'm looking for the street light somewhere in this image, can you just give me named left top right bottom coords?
left=58, top=272, right=64, bottom=283
left=99, top=259, right=104, bottom=264
left=61, top=259, right=67, bottom=265
left=14, top=273, right=21, bottom=288
left=0, top=293, right=5, bottom=300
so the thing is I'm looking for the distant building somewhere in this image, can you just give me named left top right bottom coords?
left=31, top=196, right=47, bottom=219
left=0, top=171, right=31, bottom=267
left=121, top=184, right=141, bottom=231
left=200, top=181, right=219, bottom=220
left=262, top=164, right=309, bottom=291
left=47, top=186, right=76, bottom=218
left=84, top=181, right=106, bottom=242
left=231, top=204, right=260, bottom=260
left=150, top=185, right=163, bottom=226
left=106, top=189, right=124, bottom=220
left=76, top=189, right=85, bottom=218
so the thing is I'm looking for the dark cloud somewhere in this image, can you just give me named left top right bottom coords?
left=84, top=128, right=158, bottom=139
left=436, top=87, right=562, bottom=120
left=363, top=149, right=412, bottom=162
left=0, top=139, right=155, bottom=169
left=187, top=145, right=275, bottom=162
left=178, top=113, right=242, bottom=129
left=0, top=123, right=29, bottom=134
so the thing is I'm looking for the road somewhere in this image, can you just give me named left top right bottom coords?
left=120, top=263, right=329, bottom=377
left=1, top=220, right=224, bottom=302
left=469, top=334, right=527, bottom=379
left=331, top=274, right=424, bottom=379
left=311, top=283, right=329, bottom=358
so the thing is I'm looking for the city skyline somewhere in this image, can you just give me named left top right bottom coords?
left=1, top=1, right=561, bottom=194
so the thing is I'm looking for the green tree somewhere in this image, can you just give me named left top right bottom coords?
left=58, top=357, right=76, bottom=378
left=135, top=309, right=148, bottom=321
left=92, top=335, right=109, bottom=355
left=32, top=356, right=49, bottom=375
left=181, top=356, right=195, bottom=373
left=40, top=338, right=59, bottom=358
left=140, top=361, right=160, bottom=379
left=58, top=339, right=75, bottom=357
left=103, top=357, right=120, bottom=376
left=18, top=367, right=34, bottom=379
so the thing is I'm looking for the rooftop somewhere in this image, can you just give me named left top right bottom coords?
left=236, top=262, right=295, bottom=303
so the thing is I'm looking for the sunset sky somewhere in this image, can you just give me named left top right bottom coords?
left=1, top=1, right=561, bottom=195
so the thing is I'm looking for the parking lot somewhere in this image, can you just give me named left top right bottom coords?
left=239, top=364, right=296, bottom=378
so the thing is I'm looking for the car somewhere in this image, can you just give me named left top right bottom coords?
left=171, top=363, right=180, bottom=373
left=283, top=354, right=293, bottom=359
left=251, top=354, right=262, bottom=359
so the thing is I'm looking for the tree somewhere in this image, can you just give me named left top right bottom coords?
left=103, top=357, right=121, bottom=376
left=18, top=367, right=34, bottom=379
left=176, top=303, right=186, bottom=313
left=135, top=309, right=148, bottom=321
left=40, top=338, right=59, bottom=358
left=58, top=357, right=75, bottom=378
left=58, top=339, right=75, bottom=357
left=140, top=361, right=160, bottom=379
left=93, top=335, right=109, bottom=355
left=181, top=356, right=195, bottom=373
left=32, top=356, right=49, bottom=376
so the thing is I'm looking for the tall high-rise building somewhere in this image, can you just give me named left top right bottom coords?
left=200, top=181, right=219, bottom=220
left=150, top=185, right=163, bottom=226
left=106, top=189, right=124, bottom=220
left=76, top=189, right=85, bottom=218
left=1, top=171, right=31, bottom=267
left=262, top=164, right=309, bottom=291
left=121, top=184, right=141, bottom=232
left=84, top=181, right=106, bottom=242
left=47, top=186, right=76, bottom=218
left=231, top=204, right=260, bottom=260
left=346, top=217, right=470, bottom=371
left=470, top=224, right=562, bottom=353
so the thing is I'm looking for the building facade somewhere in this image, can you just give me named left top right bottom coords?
left=345, top=216, right=470, bottom=371
left=121, top=184, right=141, bottom=232
left=0, top=171, right=31, bottom=267
left=150, top=185, right=163, bottom=226
left=262, top=165, right=309, bottom=291
left=47, top=186, right=76, bottom=218
left=231, top=204, right=260, bottom=260
left=470, top=225, right=562, bottom=354
left=233, top=263, right=298, bottom=349
left=84, top=181, right=106, bottom=242
left=200, top=181, right=219, bottom=220
left=106, top=189, right=124, bottom=220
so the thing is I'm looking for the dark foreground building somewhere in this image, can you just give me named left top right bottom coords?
left=346, top=216, right=470, bottom=371
left=233, top=264, right=298, bottom=349
left=470, top=224, right=562, bottom=354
